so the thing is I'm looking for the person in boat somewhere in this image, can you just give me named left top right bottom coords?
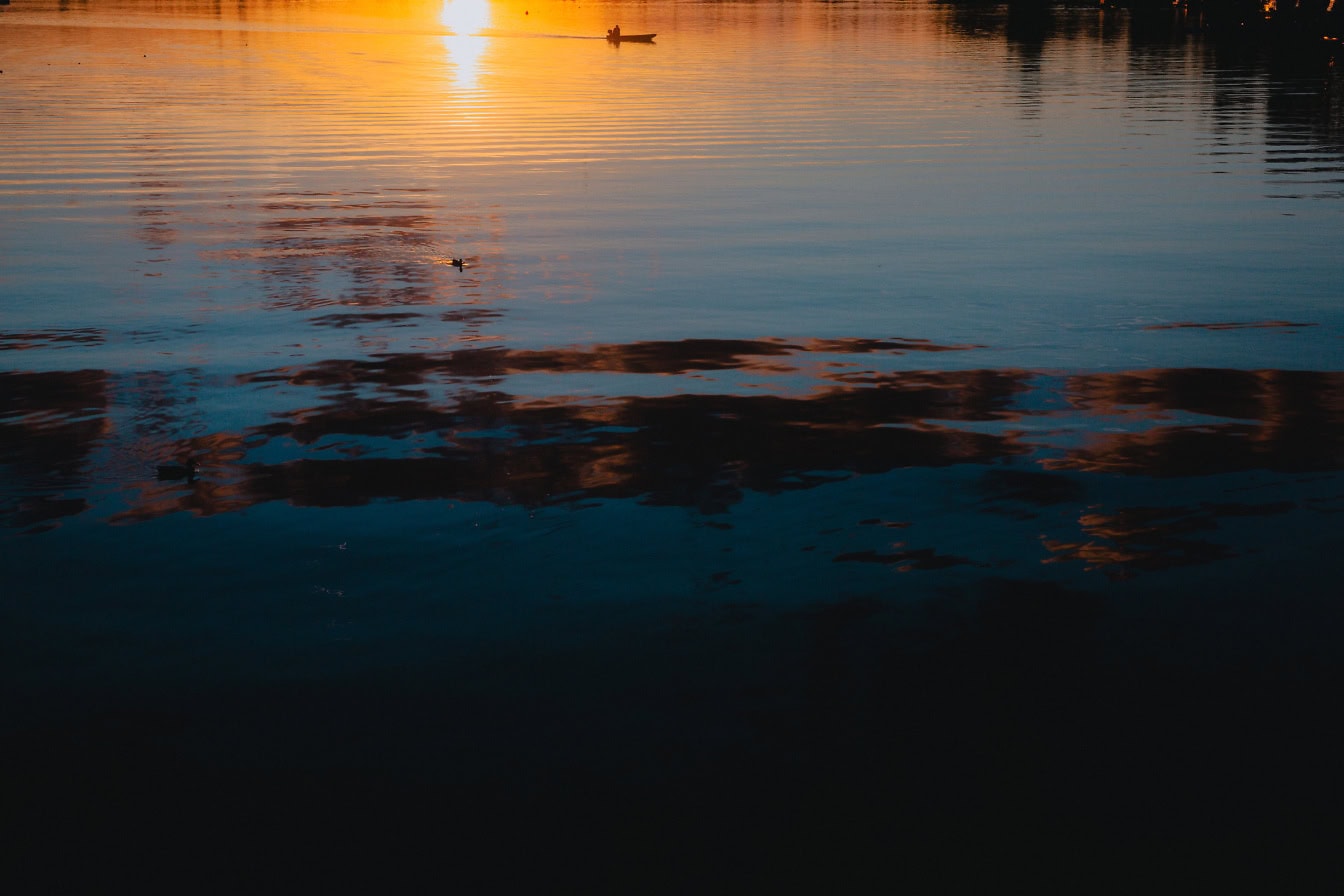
left=608, top=24, right=620, bottom=40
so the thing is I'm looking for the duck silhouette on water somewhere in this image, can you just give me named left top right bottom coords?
left=156, top=457, right=199, bottom=483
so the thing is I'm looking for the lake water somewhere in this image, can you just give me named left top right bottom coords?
left=3, top=0, right=1343, bottom=887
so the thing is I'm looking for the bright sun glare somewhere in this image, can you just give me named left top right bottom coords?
left=441, top=0, right=491, bottom=36
left=440, top=0, right=493, bottom=90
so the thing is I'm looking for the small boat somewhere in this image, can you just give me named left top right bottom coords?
left=606, top=33, right=656, bottom=43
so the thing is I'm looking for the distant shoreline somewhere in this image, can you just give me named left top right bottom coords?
left=947, top=0, right=1344, bottom=47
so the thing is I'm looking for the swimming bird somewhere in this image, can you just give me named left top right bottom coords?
left=156, top=457, right=199, bottom=483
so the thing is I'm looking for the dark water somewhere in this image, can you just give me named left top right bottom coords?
left=3, top=0, right=1343, bottom=888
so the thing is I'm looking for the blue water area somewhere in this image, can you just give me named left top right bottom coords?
left=3, top=0, right=1344, bottom=888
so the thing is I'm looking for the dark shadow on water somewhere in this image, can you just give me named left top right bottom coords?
left=5, top=341, right=1344, bottom=886
left=5, top=357, right=1344, bottom=887
left=5, top=572, right=1341, bottom=890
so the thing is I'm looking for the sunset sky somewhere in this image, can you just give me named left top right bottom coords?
left=5, top=2, right=1344, bottom=889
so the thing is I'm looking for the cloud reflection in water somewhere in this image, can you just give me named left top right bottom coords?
left=5, top=339, right=1342, bottom=587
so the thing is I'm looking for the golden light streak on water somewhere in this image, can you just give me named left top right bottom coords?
left=440, top=0, right=492, bottom=90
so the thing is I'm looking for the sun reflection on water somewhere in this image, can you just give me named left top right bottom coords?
left=441, top=0, right=492, bottom=90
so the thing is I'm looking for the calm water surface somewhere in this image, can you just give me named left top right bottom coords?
left=3, top=0, right=1343, bottom=885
